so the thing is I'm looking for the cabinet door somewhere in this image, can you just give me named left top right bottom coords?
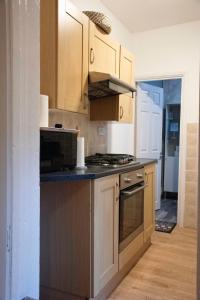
left=120, top=46, right=135, bottom=85
left=89, top=21, right=120, bottom=77
left=118, top=95, right=134, bottom=123
left=144, top=164, right=155, bottom=242
left=57, top=0, right=89, bottom=114
left=93, top=175, right=119, bottom=297
left=119, top=47, right=135, bottom=123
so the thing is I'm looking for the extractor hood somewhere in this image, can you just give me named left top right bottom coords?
left=88, top=72, right=137, bottom=100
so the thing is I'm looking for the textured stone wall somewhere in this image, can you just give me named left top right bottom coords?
left=184, top=123, right=199, bottom=229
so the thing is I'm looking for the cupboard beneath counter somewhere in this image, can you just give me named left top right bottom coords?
left=40, top=163, right=156, bottom=300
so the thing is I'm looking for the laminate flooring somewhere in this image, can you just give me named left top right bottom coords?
left=109, top=227, right=197, bottom=300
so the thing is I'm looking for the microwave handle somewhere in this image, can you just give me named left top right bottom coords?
left=121, top=184, right=145, bottom=196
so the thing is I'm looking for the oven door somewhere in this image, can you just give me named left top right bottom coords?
left=119, top=182, right=144, bottom=252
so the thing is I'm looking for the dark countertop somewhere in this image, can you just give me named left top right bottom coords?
left=40, top=158, right=157, bottom=183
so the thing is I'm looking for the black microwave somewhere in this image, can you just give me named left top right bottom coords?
left=40, top=127, right=78, bottom=173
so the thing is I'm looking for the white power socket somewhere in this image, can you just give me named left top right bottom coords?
left=98, top=127, right=105, bottom=136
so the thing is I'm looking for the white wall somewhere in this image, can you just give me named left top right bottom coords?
left=132, top=21, right=200, bottom=225
left=132, top=21, right=200, bottom=123
left=71, top=0, right=133, bottom=49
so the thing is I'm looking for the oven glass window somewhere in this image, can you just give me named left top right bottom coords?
left=119, top=187, right=144, bottom=245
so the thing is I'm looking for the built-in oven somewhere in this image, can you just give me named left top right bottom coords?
left=119, top=168, right=145, bottom=252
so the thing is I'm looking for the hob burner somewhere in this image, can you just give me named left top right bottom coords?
left=85, top=153, right=138, bottom=168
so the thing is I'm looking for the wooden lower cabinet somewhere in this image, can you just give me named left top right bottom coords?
left=119, top=232, right=143, bottom=271
left=144, top=164, right=155, bottom=242
left=92, top=175, right=119, bottom=297
left=40, top=166, right=155, bottom=300
left=40, top=175, right=119, bottom=300
left=40, top=180, right=92, bottom=298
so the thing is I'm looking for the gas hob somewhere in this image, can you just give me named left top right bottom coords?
left=85, top=153, right=140, bottom=168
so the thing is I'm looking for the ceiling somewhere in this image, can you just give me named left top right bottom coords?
left=101, top=0, right=200, bottom=33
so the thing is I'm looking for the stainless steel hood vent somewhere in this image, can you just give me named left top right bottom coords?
left=88, top=72, right=137, bottom=100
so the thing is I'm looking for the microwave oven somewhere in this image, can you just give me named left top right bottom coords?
left=40, top=127, right=78, bottom=173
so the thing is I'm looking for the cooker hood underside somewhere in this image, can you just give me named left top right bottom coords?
left=88, top=72, right=137, bottom=100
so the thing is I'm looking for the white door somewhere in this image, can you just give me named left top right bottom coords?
left=136, top=82, right=163, bottom=210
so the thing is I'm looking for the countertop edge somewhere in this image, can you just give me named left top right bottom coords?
left=40, top=159, right=157, bottom=183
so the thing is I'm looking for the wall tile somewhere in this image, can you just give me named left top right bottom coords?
left=49, top=109, right=107, bottom=155
left=184, top=122, right=199, bottom=229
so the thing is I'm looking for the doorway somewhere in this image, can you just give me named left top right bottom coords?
left=136, top=78, right=182, bottom=231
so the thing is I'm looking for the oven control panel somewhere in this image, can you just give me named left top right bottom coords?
left=120, top=168, right=144, bottom=190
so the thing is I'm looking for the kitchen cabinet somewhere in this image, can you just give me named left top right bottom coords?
left=120, top=46, right=135, bottom=85
left=89, top=21, right=120, bottom=77
left=144, top=164, right=155, bottom=242
left=119, top=46, right=135, bottom=123
left=90, top=94, right=133, bottom=122
left=40, top=180, right=92, bottom=299
left=93, top=175, right=119, bottom=297
left=89, top=26, right=135, bottom=123
left=40, top=163, right=156, bottom=300
left=40, top=0, right=89, bottom=114
left=40, top=175, right=119, bottom=300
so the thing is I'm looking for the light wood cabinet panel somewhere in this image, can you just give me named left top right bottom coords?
left=118, top=94, right=134, bottom=123
left=119, top=232, right=143, bottom=271
left=89, top=42, right=135, bottom=123
left=120, top=46, right=135, bottom=85
left=119, top=47, right=135, bottom=123
left=92, top=175, right=119, bottom=297
left=90, top=94, right=134, bottom=123
left=40, top=0, right=89, bottom=114
left=144, top=164, right=155, bottom=242
left=40, top=180, right=92, bottom=298
left=89, top=21, right=120, bottom=77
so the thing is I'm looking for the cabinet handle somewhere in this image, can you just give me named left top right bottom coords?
left=115, top=181, right=119, bottom=202
left=145, top=172, right=149, bottom=186
left=124, top=177, right=132, bottom=183
left=83, top=92, right=88, bottom=110
left=120, top=106, right=124, bottom=119
left=90, top=48, right=95, bottom=64
left=136, top=173, right=143, bottom=178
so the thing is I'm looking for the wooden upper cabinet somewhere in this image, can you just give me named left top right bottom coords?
left=144, top=164, right=155, bottom=243
left=119, top=46, right=135, bottom=85
left=119, top=47, right=135, bottom=123
left=40, top=0, right=89, bottom=114
left=89, top=41, right=135, bottom=123
left=90, top=94, right=133, bottom=123
left=89, top=21, right=120, bottom=77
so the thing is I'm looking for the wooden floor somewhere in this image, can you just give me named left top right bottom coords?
left=109, top=227, right=197, bottom=300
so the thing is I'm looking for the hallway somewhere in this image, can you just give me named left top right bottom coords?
left=109, top=227, right=197, bottom=300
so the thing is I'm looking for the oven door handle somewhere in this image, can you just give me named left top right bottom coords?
left=121, top=185, right=145, bottom=196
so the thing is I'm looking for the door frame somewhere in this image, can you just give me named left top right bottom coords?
left=0, top=1, right=40, bottom=299
left=135, top=73, right=185, bottom=226
left=0, top=1, right=12, bottom=299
